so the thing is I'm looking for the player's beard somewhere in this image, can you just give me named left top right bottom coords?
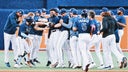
left=117, top=12, right=122, bottom=15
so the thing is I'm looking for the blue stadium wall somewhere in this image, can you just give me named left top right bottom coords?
left=0, top=0, right=128, bottom=50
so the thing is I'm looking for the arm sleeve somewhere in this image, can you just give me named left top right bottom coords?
left=121, top=17, right=126, bottom=24
left=62, top=19, right=73, bottom=29
left=21, top=32, right=29, bottom=38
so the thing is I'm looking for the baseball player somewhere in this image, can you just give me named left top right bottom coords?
left=62, top=9, right=82, bottom=68
left=29, top=9, right=42, bottom=66
left=18, top=16, right=35, bottom=67
left=87, top=10, right=104, bottom=69
left=47, top=8, right=61, bottom=68
left=55, top=8, right=69, bottom=68
left=100, top=10, right=127, bottom=69
left=115, top=7, right=126, bottom=54
left=33, top=9, right=48, bottom=64
left=4, top=10, right=23, bottom=67
left=73, top=10, right=95, bottom=72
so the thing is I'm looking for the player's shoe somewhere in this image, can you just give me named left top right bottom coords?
left=84, top=64, right=90, bottom=72
left=68, top=61, right=71, bottom=68
left=70, top=63, right=74, bottom=68
left=56, top=64, right=66, bottom=68
left=97, top=64, right=104, bottom=69
left=120, top=57, right=127, bottom=68
left=30, top=60, right=35, bottom=66
left=102, top=65, right=112, bottom=70
left=89, top=62, right=96, bottom=69
left=72, top=65, right=79, bottom=69
left=34, top=59, right=40, bottom=64
left=5, top=62, right=11, bottom=67
left=14, top=64, right=21, bottom=68
left=46, top=61, right=51, bottom=66
left=50, top=62, right=58, bottom=68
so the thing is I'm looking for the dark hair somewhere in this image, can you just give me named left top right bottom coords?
left=101, top=12, right=111, bottom=17
left=89, top=10, right=95, bottom=18
left=81, top=9, right=88, bottom=18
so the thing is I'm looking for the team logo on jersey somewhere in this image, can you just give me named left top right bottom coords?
left=79, top=18, right=89, bottom=31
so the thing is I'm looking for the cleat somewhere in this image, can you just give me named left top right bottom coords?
left=46, top=61, right=51, bottom=66
left=120, top=57, right=127, bottom=68
left=34, top=59, right=40, bottom=64
left=89, top=62, right=96, bottom=69
left=102, top=65, right=112, bottom=70
left=30, top=60, right=35, bottom=66
left=84, top=64, right=90, bottom=72
left=5, top=62, right=11, bottom=67
left=97, top=64, right=105, bottom=69
left=14, top=64, right=21, bottom=68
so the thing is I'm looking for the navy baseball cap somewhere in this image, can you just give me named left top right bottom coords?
left=42, top=8, right=46, bottom=12
left=50, top=8, right=59, bottom=13
left=118, top=7, right=125, bottom=13
left=16, top=9, right=24, bottom=14
left=35, top=9, right=42, bottom=15
left=60, top=8, right=67, bottom=14
left=82, top=9, right=88, bottom=13
left=26, top=17, right=34, bottom=23
left=54, top=8, right=60, bottom=13
left=72, top=10, right=78, bottom=15
left=69, top=8, right=76, bottom=13
left=102, top=7, right=108, bottom=12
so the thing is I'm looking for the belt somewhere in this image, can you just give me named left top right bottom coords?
left=51, top=29, right=59, bottom=32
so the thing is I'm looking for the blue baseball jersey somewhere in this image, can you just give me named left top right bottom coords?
left=60, top=15, right=69, bottom=31
left=18, top=22, right=32, bottom=39
left=29, top=24, right=37, bottom=35
left=48, top=16, right=60, bottom=38
left=34, top=15, right=44, bottom=36
left=90, top=19, right=100, bottom=34
left=73, top=17, right=91, bottom=34
left=115, top=15, right=126, bottom=29
left=48, top=16, right=60, bottom=30
left=62, top=16, right=79, bottom=37
left=4, top=11, right=19, bottom=34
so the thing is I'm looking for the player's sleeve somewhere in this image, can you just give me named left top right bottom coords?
left=62, top=19, right=73, bottom=29
left=20, top=25, right=29, bottom=39
left=9, top=15, right=19, bottom=27
left=121, top=17, right=126, bottom=24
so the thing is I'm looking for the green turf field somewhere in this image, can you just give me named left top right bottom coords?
left=0, top=51, right=128, bottom=71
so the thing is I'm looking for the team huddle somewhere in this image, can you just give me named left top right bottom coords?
left=3, top=7, right=127, bottom=72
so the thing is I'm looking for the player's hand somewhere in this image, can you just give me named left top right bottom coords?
left=59, top=19, right=63, bottom=24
